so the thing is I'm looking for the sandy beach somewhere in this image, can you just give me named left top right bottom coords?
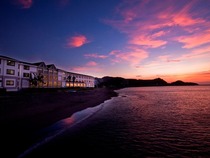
left=0, top=87, right=118, bottom=158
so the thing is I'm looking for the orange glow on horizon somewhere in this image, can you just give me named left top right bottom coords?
left=138, top=70, right=210, bottom=84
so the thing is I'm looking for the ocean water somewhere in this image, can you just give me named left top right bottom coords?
left=21, top=86, right=210, bottom=158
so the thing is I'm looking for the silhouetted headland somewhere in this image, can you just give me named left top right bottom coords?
left=95, top=76, right=198, bottom=88
left=170, top=80, right=198, bottom=86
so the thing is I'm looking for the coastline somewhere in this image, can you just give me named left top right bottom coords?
left=0, top=87, right=118, bottom=158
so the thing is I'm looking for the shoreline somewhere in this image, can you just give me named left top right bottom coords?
left=0, top=87, right=118, bottom=158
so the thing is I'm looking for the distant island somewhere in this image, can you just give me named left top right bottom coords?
left=95, top=76, right=198, bottom=88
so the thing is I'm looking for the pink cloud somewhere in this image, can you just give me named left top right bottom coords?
left=109, top=50, right=121, bottom=55
left=104, top=0, right=208, bottom=49
left=129, top=35, right=167, bottom=48
left=71, top=66, right=100, bottom=73
left=158, top=0, right=205, bottom=27
left=192, top=45, right=210, bottom=54
left=158, top=55, right=170, bottom=61
left=172, top=14, right=205, bottom=27
left=175, top=30, right=210, bottom=48
left=66, top=35, right=89, bottom=48
left=71, top=66, right=88, bottom=72
left=110, top=58, right=121, bottom=64
left=105, top=0, right=210, bottom=79
left=86, top=61, right=98, bottom=66
left=179, top=48, right=210, bottom=60
left=157, top=47, right=210, bottom=64
left=110, top=48, right=148, bottom=66
left=167, top=59, right=181, bottom=63
left=152, top=31, right=167, bottom=38
left=71, top=61, right=102, bottom=73
left=57, top=0, right=70, bottom=7
left=158, top=55, right=181, bottom=63
left=154, top=45, right=210, bottom=68
left=84, top=53, right=108, bottom=59
left=14, top=0, right=33, bottom=9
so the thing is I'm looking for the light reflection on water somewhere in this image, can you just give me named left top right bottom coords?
left=112, top=86, right=210, bottom=157
left=18, top=100, right=108, bottom=158
left=55, top=102, right=104, bottom=128
left=20, top=86, right=210, bottom=158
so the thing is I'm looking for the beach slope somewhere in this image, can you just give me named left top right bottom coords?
left=0, top=88, right=117, bottom=158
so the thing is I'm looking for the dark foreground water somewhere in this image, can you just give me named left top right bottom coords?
left=20, top=86, right=210, bottom=158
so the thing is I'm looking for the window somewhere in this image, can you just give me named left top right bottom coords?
left=38, top=68, right=43, bottom=73
left=0, top=79, right=2, bottom=87
left=24, top=65, right=30, bottom=70
left=6, top=80, right=14, bottom=86
left=6, top=69, right=15, bottom=75
left=0, top=59, right=1, bottom=64
left=7, top=60, right=15, bottom=66
left=23, top=73, right=30, bottom=78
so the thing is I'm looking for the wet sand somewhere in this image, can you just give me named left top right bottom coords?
left=0, top=88, right=118, bottom=158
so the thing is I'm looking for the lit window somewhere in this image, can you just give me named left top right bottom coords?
left=23, top=73, right=30, bottom=78
left=7, top=60, right=15, bottom=66
left=6, top=80, right=14, bottom=86
left=24, top=65, right=30, bottom=70
left=6, top=69, right=15, bottom=75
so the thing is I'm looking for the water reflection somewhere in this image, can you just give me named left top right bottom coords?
left=19, top=86, right=210, bottom=157
left=56, top=103, right=103, bottom=128
left=18, top=100, right=109, bottom=158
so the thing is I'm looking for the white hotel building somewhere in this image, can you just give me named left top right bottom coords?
left=0, top=55, right=95, bottom=91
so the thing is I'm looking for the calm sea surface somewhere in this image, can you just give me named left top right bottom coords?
left=21, top=86, right=210, bottom=158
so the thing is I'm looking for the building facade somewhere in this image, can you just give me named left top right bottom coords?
left=19, top=62, right=37, bottom=89
left=0, top=55, right=95, bottom=91
left=0, top=56, right=20, bottom=91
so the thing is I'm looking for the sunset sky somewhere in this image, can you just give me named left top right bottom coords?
left=1, top=0, right=210, bottom=83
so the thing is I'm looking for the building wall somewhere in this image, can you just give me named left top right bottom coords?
left=48, top=69, right=58, bottom=88
left=0, top=55, right=95, bottom=91
left=0, top=58, right=3, bottom=88
left=36, top=67, right=48, bottom=88
left=1, top=58, right=19, bottom=91
left=58, top=69, right=66, bottom=87
left=19, top=63, right=37, bottom=88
